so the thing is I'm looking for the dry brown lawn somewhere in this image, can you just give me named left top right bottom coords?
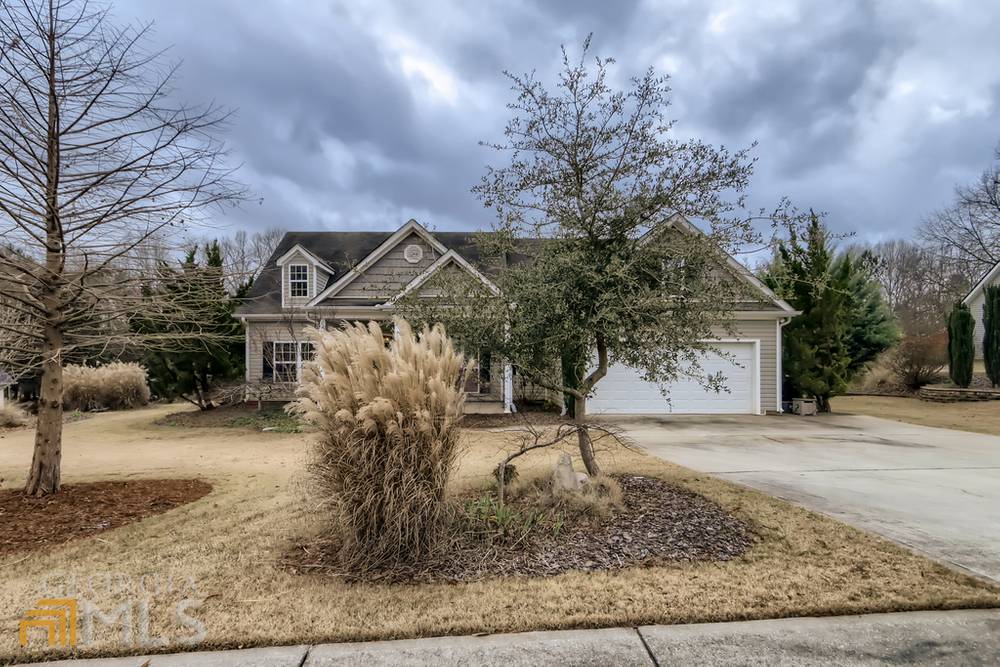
left=833, top=395, right=1000, bottom=436
left=2, top=405, right=999, bottom=663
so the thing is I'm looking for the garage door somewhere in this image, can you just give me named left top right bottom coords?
left=588, top=342, right=758, bottom=415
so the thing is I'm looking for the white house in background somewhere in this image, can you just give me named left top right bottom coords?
left=962, top=259, right=1000, bottom=359
left=235, top=217, right=799, bottom=415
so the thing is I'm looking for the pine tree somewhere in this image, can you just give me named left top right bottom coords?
left=136, top=241, right=243, bottom=409
left=983, top=285, right=1000, bottom=387
left=837, top=251, right=900, bottom=375
left=766, top=215, right=852, bottom=412
left=947, top=302, right=975, bottom=388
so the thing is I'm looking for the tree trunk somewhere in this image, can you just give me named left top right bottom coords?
left=573, top=394, right=601, bottom=476
left=25, top=328, right=63, bottom=496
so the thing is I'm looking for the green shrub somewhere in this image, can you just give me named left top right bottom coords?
left=947, top=302, right=975, bottom=388
left=289, top=319, right=468, bottom=574
left=985, top=285, right=1000, bottom=387
left=63, top=362, right=151, bottom=411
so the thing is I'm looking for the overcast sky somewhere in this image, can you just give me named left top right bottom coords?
left=119, top=0, right=1000, bottom=243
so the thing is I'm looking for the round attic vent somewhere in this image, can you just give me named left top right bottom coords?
left=403, top=244, right=424, bottom=264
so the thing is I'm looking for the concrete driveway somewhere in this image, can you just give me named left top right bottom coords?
left=618, top=413, right=1000, bottom=581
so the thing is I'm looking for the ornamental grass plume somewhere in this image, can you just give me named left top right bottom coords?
left=289, top=319, right=468, bottom=574
left=62, top=362, right=151, bottom=411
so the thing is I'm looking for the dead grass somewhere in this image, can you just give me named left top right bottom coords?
left=1, top=405, right=998, bottom=663
left=833, top=395, right=1000, bottom=436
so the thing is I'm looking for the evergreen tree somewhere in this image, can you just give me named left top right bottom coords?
left=947, top=302, right=975, bottom=388
left=136, top=241, right=244, bottom=409
left=766, top=216, right=898, bottom=411
left=985, top=285, right=1000, bottom=387
left=836, top=251, right=900, bottom=375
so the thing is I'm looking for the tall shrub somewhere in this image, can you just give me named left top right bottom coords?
left=289, top=320, right=467, bottom=574
left=984, top=285, right=1000, bottom=387
left=947, top=302, right=975, bottom=388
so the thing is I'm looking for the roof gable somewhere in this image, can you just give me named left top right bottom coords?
left=308, top=220, right=448, bottom=305
left=662, top=213, right=798, bottom=314
left=963, top=259, right=1000, bottom=305
left=380, top=250, right=501, bottom=308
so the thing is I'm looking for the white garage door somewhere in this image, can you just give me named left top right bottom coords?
left=588, top=342, right=758, bottom=415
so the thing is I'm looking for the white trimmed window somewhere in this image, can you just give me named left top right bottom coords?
left=273, top=342, right=298, bottom=382
left=264, top=341, right=315, bottom=382
left=289, top=265, right=309, bottom=297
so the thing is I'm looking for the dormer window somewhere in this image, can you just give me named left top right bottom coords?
left=289, top=265, right=309, bottom=297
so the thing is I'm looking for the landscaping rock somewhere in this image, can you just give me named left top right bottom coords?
left=552, top=453, right=580, bottom=492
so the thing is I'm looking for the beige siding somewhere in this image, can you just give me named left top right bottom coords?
left=281, top=249, right=329, bottom=307
left=245, top=317, right=505, bottom=407
left=970, top=291, right=986, bottom=359
left=336, top=233, right=441, bottom=300
left=713, top=318, right=780, bottom=412
left=246, top=319, right=317, bottom=384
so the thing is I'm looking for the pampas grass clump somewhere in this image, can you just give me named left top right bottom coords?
left=289, top=319, right=468, bottom=574
left=0, top=404, right=28, bottom=427
left=63, top=362, right=151, bottom=411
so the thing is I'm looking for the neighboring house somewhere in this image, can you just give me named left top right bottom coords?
left=235, top=217, right=799, bottom=415
left=963, top=259, right=1000, bottom=360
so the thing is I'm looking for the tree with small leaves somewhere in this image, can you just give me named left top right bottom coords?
left=398, top=37, right=794, bottom=476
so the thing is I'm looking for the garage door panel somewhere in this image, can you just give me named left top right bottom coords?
left=588, top=342, right=757, bottom=415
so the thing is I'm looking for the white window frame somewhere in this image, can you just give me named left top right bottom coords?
left=288, top=264, right=310, bottom=298
left=271, top=341, right=314, bottom=383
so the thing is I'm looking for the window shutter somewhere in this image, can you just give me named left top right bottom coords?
left=263, top=342, right=274, bottom=381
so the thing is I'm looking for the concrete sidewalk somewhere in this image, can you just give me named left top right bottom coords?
left=36, top=610, right=1000, bottom=666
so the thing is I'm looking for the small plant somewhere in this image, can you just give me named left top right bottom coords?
left=464, top=494, right=542, bottom=545
left=947, top=302, right=975, bottom=388
left=62, top=363, right=151, bottom=411
left=492, top=462, right=518, bottom=488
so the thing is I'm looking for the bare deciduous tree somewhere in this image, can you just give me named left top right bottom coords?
left=870, top=239, right=970, bottom=336
left=0, top=0, right=244, bottom=495
left=920, top=145, right=1000, bottom=280
left=219, top=226, right=285, bottom=294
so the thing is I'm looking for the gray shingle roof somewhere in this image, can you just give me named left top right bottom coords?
left=235, top=231, right=511, bottom=315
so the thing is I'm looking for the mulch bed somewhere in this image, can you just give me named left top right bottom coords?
left=0, top=479, right=212, bottom=556
left=290, top=474, right=754, bottom=582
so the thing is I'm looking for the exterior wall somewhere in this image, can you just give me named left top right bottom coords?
left=280, top=249, right=327, bottom=308
left=970, top=291, right=986, bottom=359
left=711, top=318, right=780, bottom=413
left=245, top=318, right=319, bottom=400
left=244, top=316, right=505, bottom=407
left=335, top=232, right=441, bottom=300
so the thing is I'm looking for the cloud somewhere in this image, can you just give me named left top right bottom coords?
left=117, top=0, right=1000, bottom=244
